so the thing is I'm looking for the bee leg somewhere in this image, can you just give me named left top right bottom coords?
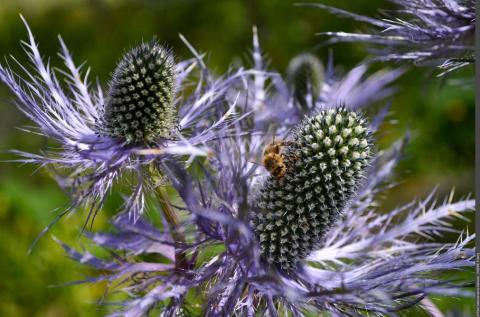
left=280, top=140, right=294, bottom=146
left=285, top=152, right=298, bottom=162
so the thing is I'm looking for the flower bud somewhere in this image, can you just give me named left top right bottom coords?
left=287, top=53, right=324, bottom=110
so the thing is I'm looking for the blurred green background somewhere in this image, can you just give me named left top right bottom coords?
left=0, top=0, right=474, bottom=316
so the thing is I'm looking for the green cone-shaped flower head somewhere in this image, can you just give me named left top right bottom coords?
left=287, top=53, right=325, bottom=109
left=252, top=107, right=372, bottom=270
left=104, top=41, right=176, bottom=144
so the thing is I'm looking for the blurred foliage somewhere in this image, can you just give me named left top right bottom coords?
left=0, top=0, right=474, bottom=316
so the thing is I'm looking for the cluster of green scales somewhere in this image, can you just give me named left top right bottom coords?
left=103, top=40, right=177, bottom=144
left=102, top=44, right=372, bottom=270
left=251, top=108, right=372, bottom=270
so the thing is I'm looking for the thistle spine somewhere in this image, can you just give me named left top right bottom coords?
left=103, top=40, right=176, bottom=144
left=252, top=107, right=372, bottom=270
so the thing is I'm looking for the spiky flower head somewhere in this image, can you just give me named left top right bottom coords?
left=0, top=18, right=248, bottom=233
left=104, top=41, right=177, bottom=144
left=287, top=53, right=324, bottom=109
left=252, top=107, right=372, bottom=270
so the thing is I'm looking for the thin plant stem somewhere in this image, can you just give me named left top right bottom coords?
left=157, top=185, right=188, bottom=271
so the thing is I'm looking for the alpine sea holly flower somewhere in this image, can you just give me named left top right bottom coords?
left=102, top=41, right=177, bottom=144
left=0, top=18, right=248, bottom=229
left=252, top=108, right=373, bottom=270
left=59, top=107, right=474, bottom=316
left=34, top=25, right=472, bottom=316
left=300, top=0, right=475, bottom=75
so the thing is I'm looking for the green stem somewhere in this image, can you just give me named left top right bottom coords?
left=157, top=186, right=188, bottom=271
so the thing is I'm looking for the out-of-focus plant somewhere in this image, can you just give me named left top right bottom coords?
left=301, top=0, right=475, bottom=76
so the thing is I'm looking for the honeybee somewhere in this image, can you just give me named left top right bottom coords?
left=262, top=138, right=292, bottom=178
